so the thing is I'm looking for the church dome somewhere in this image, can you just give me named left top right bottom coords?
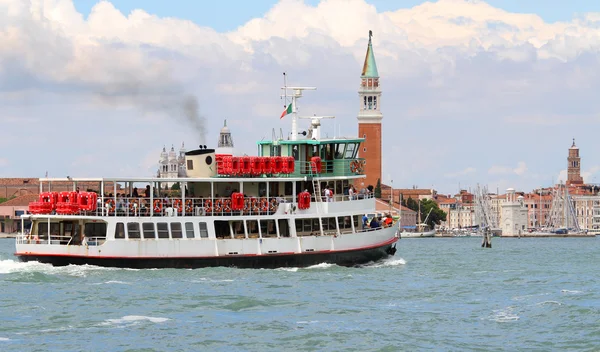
left=159, top=146, right=168, bottom=162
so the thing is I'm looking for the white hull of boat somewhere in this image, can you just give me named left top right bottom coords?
left=400, top=229, right=436, bottom=238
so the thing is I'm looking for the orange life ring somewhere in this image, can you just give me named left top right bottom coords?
left=173, top=199, right=182, bottom=213
left=251, top=198, right=259, bottom=212
left=350, top=160, right=359, bottom=173
left=153, top=199, right=162, bottom=213
left=129, top=199, right=139, bottom=211
left=213, top=199, right=223, bottom=213
left=105, top=199, right=115, bottom=212
left=185, top=199, right=193, bottom=213
left=269, top=198, right=278, bottom=211
left=243, top=198, right=250, bottom=212
left=260, top=198, right=268, bottom=212
left=204, top=199, right=212, bottom=213
left=223, top=199, right=232, bottom=212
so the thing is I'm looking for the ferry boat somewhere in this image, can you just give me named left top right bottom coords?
left=14, top=86, right=399, bottom=269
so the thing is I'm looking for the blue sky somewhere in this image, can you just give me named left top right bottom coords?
left=72, top=0, right=600, bottom=32
left=3, top=0, right=600, bottom=194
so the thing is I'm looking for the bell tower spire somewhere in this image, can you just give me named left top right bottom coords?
left=357, top=30, right=383, bottom=189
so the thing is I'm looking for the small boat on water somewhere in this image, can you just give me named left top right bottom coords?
left=14, top=84, right=399, bottom=269
left=400, top=223, right=436, bottom=238
left=399, top=207, right=436, bottom=238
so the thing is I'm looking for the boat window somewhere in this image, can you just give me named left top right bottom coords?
left=47, top=223, right=60, bottom=241
left=345, top=143, right=357, bottom=159
left=157, top=223, right=169, bottom=239
left=334, top=144, right=344, bottom=159
left=171, top=223, right=183, bottom=238
left=322, top=217, right=337, bottom=234
left=284, top=181, right=293, bottom=196
left=291, top=145, right=299, bottom=160
left=260, top=219, right=277, bottom=238
left=214, top=220, right=230, bottom=239
left=247, top=220, right=259, bottom=238
left=85, top=223, right=107, bottom=239
left=185, top=222, right=195, bottom=238
left=231, top=220, right=245, bottom=239
left=295, top=218, right=319, bottom=236
left=352, top=215, right=360, bottom=230
left=198, top=222, right=208, bottom=238
left=187, top=160, right=194, bottom=170
left=142, top=223, right=156, bottom=239
left=115, top=222, right=125, bottom=239
left=278, top=219, right=290, bottom=237
left=127, top=223, right=141, bottom=239
left=38, top=222, right=49, bottom=239
left=271, top=144, right=281, bottom=156
left=338, top=216, right=352, bottom=234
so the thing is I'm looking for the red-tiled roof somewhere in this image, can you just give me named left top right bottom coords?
left=0, top=178, right=39, bottom=186
left=0, top=194, right=39, bottom=206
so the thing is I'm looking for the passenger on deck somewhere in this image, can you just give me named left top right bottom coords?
left=385, top=214, right=393, bottom=227
left=349, top=185, right=355, bottom=200
left=369, top=217, right=380, bottom=229
left=362, top=214, right=369, bottom=229
left=132, top=188, right=139, bottom=198
left=145, top=185, right=151, bottom=197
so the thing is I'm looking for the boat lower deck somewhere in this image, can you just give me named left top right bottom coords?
left=16, top=237, right=398, bottom=269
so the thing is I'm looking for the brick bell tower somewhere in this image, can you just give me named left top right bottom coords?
left=357, top=30, right=382, bottom=189
left=567, top=138, right=584, bottom=185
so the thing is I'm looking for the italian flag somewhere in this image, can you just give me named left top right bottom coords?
left=280, top=103, right=293, bottom=119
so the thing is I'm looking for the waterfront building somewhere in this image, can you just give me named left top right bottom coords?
left=500, top=188, right=528, bottom=236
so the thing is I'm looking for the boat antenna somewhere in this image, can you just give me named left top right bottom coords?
left=282, top=72, right=288, bottom=106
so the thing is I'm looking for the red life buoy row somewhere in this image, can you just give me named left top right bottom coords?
left=298, top=191, right=311, bottom=210
left=29, top=191, right=98, bottom=214
left=217, top=156, right=295, bottom=176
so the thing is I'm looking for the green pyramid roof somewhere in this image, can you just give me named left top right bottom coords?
left=361, top=32, right=379, bottom=78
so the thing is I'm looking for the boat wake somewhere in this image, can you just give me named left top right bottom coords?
left=0, top=258, right=120, bottom=277
left=359, top=257, right=406, bottom=268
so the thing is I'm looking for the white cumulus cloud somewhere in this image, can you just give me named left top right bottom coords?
left=1, top=0, right=600, bottom=193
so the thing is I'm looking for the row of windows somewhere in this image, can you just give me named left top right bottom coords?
left=113, top=216, right=363, bottom=240
left=115, top=222, right=208, bottom=240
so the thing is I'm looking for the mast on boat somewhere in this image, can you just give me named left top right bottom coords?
left=281, top=74, right=316, bottom=141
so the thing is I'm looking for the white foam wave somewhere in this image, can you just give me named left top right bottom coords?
left=489, top=307, right=520, bottom=322
left=0, top=337, right=10, bottom=341
left=297, top=320, right=320, bottom=324
left=0, top=259, right=52, bottom=274
left=275, top=267, right=299, bottom=272
left=305, top=263, right=335, bottom=269
left=561, top=289, right=583, bottom=294
left=537, top=301, right=562, bottom=306
left=101, top=315, right=170, bottom=326
left=366, top=258, right=407, bottom=268
left=0, top=259, right=127, bottom=277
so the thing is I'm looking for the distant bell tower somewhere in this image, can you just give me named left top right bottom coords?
left=567, top=138, right=583, bottom=185
left=357, top=30, right=383, bottom=188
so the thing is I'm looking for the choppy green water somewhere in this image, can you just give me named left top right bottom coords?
left=1, top=237, right=599, bottom=351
